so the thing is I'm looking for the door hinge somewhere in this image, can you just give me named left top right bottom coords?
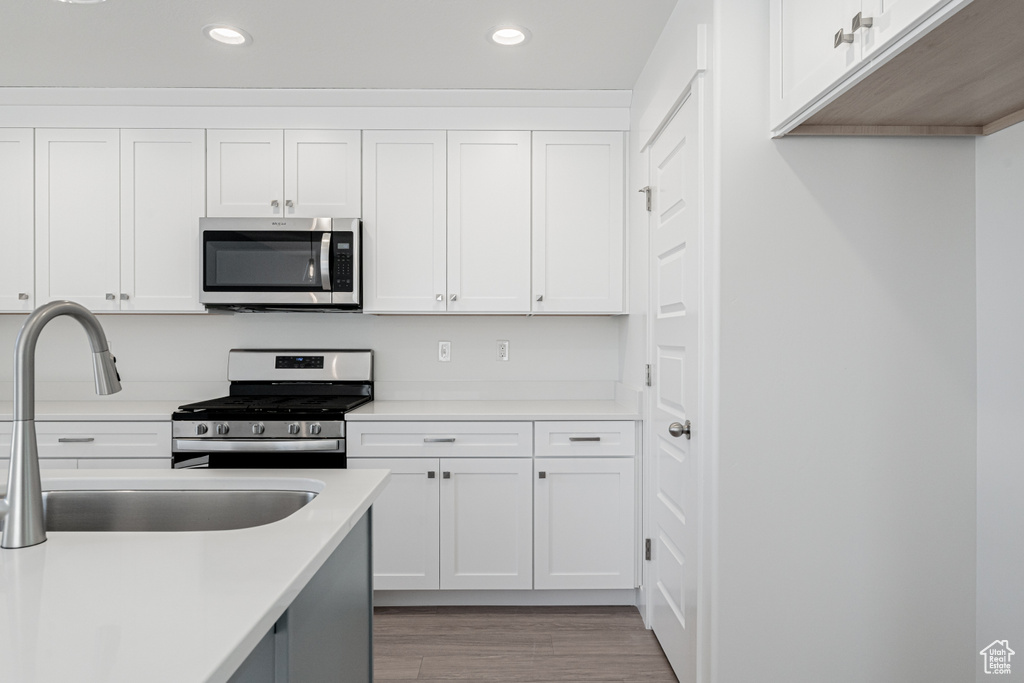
left=645, top=538, right=652, bottom=561
left=639, top=186, right=652, bottom=212
left=645, top=364, right=652, bottom=387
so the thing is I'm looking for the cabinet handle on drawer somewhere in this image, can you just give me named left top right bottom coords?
left=569, top=436, right=601, bottom=442
left=427, top=471, right=436, bottom=479
left=538, top=471, right=546, bottom=479
left=442, top=471, right=451, bottom=479
left=58, top=437, right=95, bottom=443
left=424, top=438, right=456, bottom=443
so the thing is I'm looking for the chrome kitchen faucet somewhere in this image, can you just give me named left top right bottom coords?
left=0, top=300, right=121, bottom=549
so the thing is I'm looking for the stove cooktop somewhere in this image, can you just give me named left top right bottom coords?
left=172, top=394, right=371, bottom=421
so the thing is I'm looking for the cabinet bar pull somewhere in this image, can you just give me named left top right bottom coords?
left=852, top=12, right=873, bottom=31
left=424, top=437, right=456, bottom=443
left=427, top=471, right=436, bottom=479
left=569, top=436, right=601, bottom=442
left=538, top=471, right=546, bottom=479
left=834, top=28, right=854, bottom=48
left=442, top=471, right=451, bottom=479
left=58, top=437, right=95, bottom=443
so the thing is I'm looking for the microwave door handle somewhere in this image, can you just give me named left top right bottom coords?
left=320, top=233, right=332, bottom=291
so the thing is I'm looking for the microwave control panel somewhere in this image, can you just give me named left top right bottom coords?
left=332, top=231, right=355, bottom=293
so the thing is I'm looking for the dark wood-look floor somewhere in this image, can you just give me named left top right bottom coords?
left=373, top=606, right=678, bottom=683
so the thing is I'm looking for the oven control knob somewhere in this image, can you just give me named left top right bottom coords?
left=309, top=423, right=322, bottom=435
left=195, top=424, right=208, bottom=436
left=288, top=423, right=300, bottom=435
left=216, top=423, right=230, bottom=435
left=252, top=423, right=265, bottom=435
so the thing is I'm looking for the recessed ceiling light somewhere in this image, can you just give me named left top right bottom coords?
left=56, top=0, right=107, bottom=4
left=488, top=26, right=530, bottom=47
left=203, top=24, right=253, bottom=46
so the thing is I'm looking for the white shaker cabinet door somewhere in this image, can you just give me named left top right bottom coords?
left=206, top=129, right=283, bottom=217
left=533, top=457, right=636, bottom=590
left=446, top=131, right=531, bottom=313
left=0, top=129, right=35, bottom=312
left=362, top=131, right=447, bottom=312
left=35, top=129, right=121, bottom=311
left=439, top=457, right=533, bottom=590
left=120, top=129, right=206, bottom=312
left=349, top=458, right=441, bottom=590
left=532, top=131, right=624, bottom=314
left=284, top=130, right=361, bottom=218
left=770, top=0, right=864, bottom=131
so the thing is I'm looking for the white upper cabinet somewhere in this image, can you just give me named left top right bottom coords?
left=120, top=129, right=205, bottom=312
left=770, top=0, right=960, bottom=134
left=531, top=132, right=624, bottom=314
left=362, top=131, right=447, bottom=312
left=207, top=129, right=360, bottom=218
left=35, top=129, right=122, bottom=311
left=447, top=131, right=531, bottom=313
left=0, top=129, right=35, bottom=312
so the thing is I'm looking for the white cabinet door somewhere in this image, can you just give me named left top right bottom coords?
left=533, top=457, right=635, bottom=590
left=35, top=129, right=121, bottom=310
left=770, top=0, right=864, bottom=131
left=0, top=129, right=35, bottom=312
left=861, top=0, right=952, bottom=57
left=532, top=132, right=624, bottom=314
left=284, top=130, right=361, bottom=218
left=362, top=131, right=447, bottom=312
left=440, top=457, right=533, bottom=589
left=349, top=457, right=441, bottom=590
left=447, top=132, right=531, bottom=313
left=120, top=129, right=205, bottom=312
left=206, top=130, right=284, bottom=217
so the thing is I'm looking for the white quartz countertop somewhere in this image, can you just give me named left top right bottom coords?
left=0, top=468, right=390, bottom=683
left=0, top=400, right=180, bottom=421
left=346, top=399, right=641, bottom=421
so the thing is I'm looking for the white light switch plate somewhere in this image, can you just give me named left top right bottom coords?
left=438, top=341, right=451, bottom=362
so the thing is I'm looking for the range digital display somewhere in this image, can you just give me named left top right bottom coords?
left=275, top=356, right=325, bottom=369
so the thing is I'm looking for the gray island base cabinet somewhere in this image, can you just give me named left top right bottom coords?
left=229, top=511, right=373, bottom=683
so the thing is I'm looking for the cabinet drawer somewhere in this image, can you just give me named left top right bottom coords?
left=34, top=422, right=171, bottom=459
left=347, top=422, right=532, bottom=457
left=534, top=421, right=636, bottom=457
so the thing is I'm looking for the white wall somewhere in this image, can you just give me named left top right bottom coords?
left=0, top=313, right=623, bottom=402
left=712, top=2, right=977, bottom=683
left=975, top=124, right=1024, bottom=681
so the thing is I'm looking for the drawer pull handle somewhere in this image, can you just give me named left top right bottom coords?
left=569, top=436, right=601, bottom=442
left=538, top=471, right=546, bottom=479
left=442, top=471, right=451, bottom=479
left=58, top=437, right=95, bottom=443
left=424, top=438, right=456, bottom=443
left=427, top=471, right=436, bottom=479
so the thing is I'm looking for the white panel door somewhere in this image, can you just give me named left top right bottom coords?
left=440, top=457, right=532, bottom=589
left=35, top=129, right=121, bottom=310
left=532, top=131, right=624, bottom=313
left=284, top=130, right=361, bottom=218
left=771, top=0, right=863, bottom=130
left=447, top=131, right=531, bottom=313
left=0, top=129, right=35, bottom=312
left=534, top=457, right=635, bottom=590
left=861, top=0, right=953, bottom=58
left=206, top=129, right=283, bottom=217
left=120, top=129, right=206, bottom=312
left=648, top=86, right=703, bottom=682
left=362, top=131, right=447, bottom=312
left=349, top=458, right=441, bottom=590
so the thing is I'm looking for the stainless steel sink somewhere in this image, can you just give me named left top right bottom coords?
left=31, top=489, right=318, bottom=532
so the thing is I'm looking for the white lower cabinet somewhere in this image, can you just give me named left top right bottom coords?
left=0, top=421, right=171, bottom=470
left=533, top=457, right=636, bottom=590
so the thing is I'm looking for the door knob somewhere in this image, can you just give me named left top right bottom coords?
left=668, top=420, right=691, bottom=439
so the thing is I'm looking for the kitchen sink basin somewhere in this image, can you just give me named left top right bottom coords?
left=30, top=488, right=318, bottom=532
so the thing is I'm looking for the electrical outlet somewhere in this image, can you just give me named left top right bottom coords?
left=497, top=340, right=509, bottom=361
left=438, top=341, right=451, bottom=362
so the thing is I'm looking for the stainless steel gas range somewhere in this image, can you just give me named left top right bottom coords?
left=170, top=349, right=372, bottom=469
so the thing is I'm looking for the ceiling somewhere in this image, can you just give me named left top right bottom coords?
left=0, top=0, right=678, bottom=91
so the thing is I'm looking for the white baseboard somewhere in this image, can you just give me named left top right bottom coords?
left=374, top=589, right=640, bottom=607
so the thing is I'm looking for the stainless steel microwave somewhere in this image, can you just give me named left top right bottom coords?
left=199, top=217, right=361, bottom=310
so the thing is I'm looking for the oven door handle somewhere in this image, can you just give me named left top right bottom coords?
left=320, top=232, right=332, bottom=291
left=173, top=439, right=342, bottom=452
